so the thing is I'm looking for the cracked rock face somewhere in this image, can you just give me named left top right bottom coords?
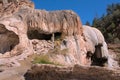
left=0, top=0, right=115, bottom=67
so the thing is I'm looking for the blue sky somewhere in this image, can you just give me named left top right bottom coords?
left=32, top=0, right=120, bottom=25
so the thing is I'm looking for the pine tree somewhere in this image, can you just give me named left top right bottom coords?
left=85, top=21, right=91, bottom=26
left=92, top=3, right=120, bottom=43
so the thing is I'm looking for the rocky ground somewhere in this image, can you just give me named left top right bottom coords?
left=0, top=44, right=120, bottom=80
left=0, top=54, right=34, bottom=80
left=24, top=64, right=120, bottom=80
left=108, top=43, right=120, bottom=66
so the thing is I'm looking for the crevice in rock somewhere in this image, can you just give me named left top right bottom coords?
left=0, top=24, right=19, bottom=54
left=86, top=51, right=92, bottom=59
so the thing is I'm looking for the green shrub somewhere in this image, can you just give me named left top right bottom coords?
left=33, top=55, right=54, bottom=64
left=33, top=55, right=63, bottom=66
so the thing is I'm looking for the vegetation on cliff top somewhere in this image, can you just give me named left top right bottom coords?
left=91, top=3, right=120, bottom=43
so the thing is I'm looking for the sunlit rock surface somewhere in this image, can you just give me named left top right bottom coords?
left=0, top=0, right=119, bottom=80
left=0, top=0, right=117, bottom=67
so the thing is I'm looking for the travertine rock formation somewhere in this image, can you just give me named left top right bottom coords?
left=0, top=0, right=116, bottom=67
left=83, top=25, right=109, bottom=66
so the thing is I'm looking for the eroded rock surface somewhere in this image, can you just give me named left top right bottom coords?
left=0, top=0, right=119, bottom=80
left=0, top=0, right=117, bottom=68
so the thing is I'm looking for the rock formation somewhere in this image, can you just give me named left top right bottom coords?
left=0, top=0, right=117, bottom=67
left=24, top=64, right=120, bottom=80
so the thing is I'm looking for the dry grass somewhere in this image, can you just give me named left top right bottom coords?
left=33, top=55, right=54, bottom=64
left=48, top=48, right=68, bottom=56
left=33, top=54, right=62, bottom=66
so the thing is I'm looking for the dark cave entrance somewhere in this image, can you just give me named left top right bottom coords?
left=27, top=30, right=62, bottom=41
left=27, top=30, right=52, bottom=40
left=91, top=44, right=108, bottom=66
left=54, top=32, right=62, bottom=40
left=0, top=24, right=19, bottom=54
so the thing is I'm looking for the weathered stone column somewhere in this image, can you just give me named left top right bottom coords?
left=51, top=33, right=55, bottom=48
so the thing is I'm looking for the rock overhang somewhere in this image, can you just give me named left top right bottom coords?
left=0, top=23, right=19, bottom=54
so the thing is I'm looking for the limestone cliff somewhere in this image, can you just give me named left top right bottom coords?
left=0, top=0, right=116, bottom=67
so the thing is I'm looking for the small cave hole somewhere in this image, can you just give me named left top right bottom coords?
left=54, top=32, right=62, bottom=40
left=86, top=51, right=92, bottom=59
left=0, top=69, right=4, bottom=73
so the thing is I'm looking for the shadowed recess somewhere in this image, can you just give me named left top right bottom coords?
left=0, top=24, right=19, bottom=54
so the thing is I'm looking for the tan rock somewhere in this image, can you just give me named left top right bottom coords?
left=0, top=0, right=113, bottom=67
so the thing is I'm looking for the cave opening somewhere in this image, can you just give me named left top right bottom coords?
left=91, top=44, right=108, bottom=66
left=54, top=32, right=62, bottom=40
left=27, top=30, right=52, bottom=40
left=0, top=24, right=19, bottom=54
left=27, top=30, right=62, bottom=41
